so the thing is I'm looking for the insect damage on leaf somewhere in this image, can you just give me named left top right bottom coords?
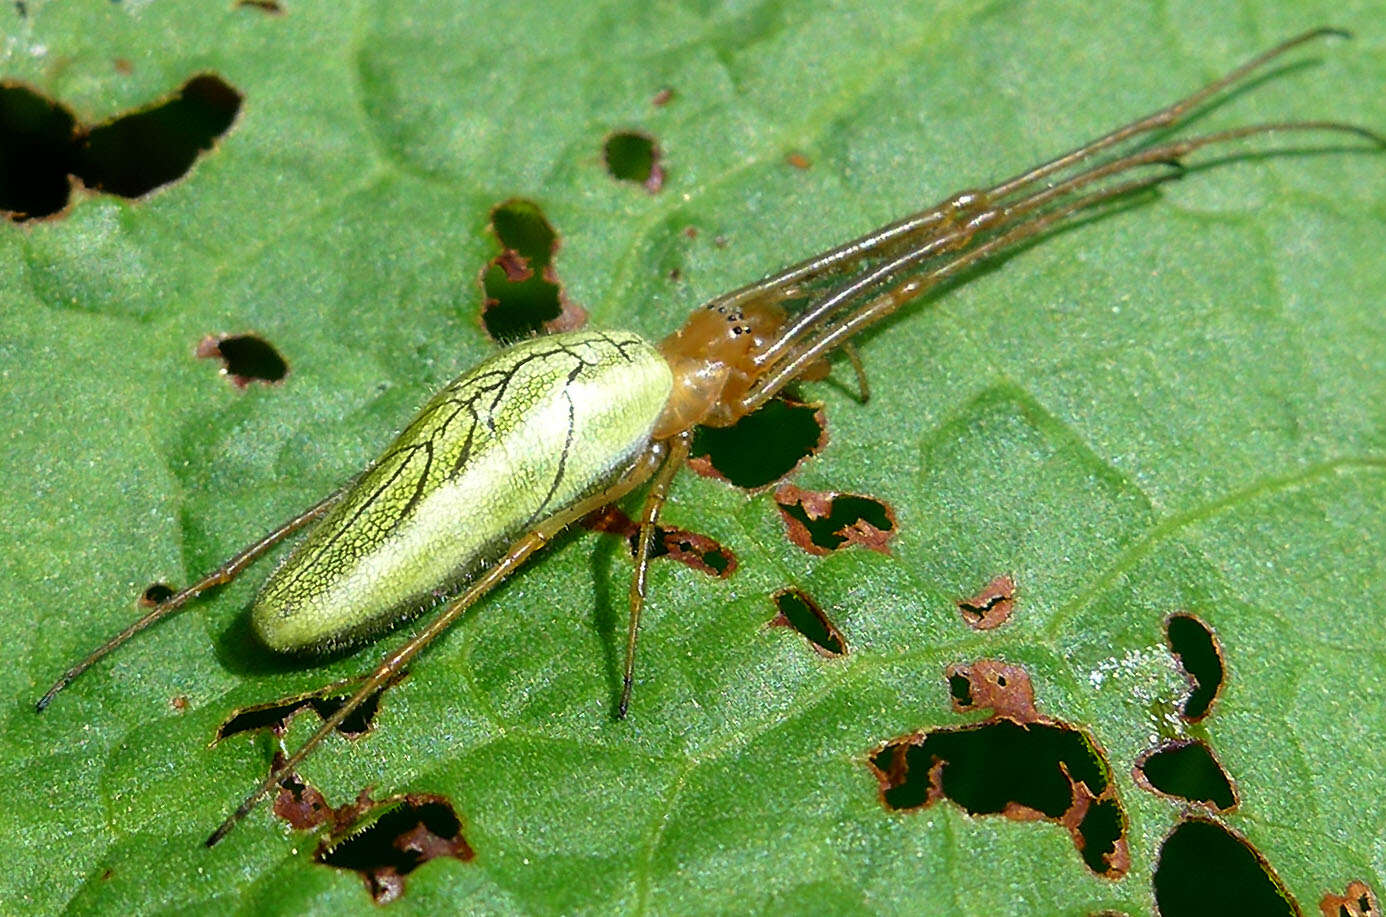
left=0, top=74, right=241, bottom=221
left=603, top=130, right=664, bottom=193
left=274, top=768, right=334, bottom=831
left=1154, top=817, right=1298, bottom=916
left=945, top=660, right=1034, bottom=719
left=956, top=574, right=1017, bottom=630
left=1133, top=739, right=1237, bottom=812
left=1319, top=880, right=1380, bottom=917
left=316, top=793, right=475, bottom=905
left=1165, top=612, right=1225, bottom=721
left=582, top=505, right=736, bottom=578
left=868, top=659, right=1130, bottom=879
left=478, top=199, right=586, bottom=341
left=195, top=333, right=289, bottom=388
left=768, top=587, right=847, bottom=657
left=773, top=484, right=896, bottom=556
left=138, top=582, right=176, bottom=607
left=271, top=776, right=476, bottom=905
left=688, top=397, right=827, bottom=490
left=213, top=674, right=405, bottom=743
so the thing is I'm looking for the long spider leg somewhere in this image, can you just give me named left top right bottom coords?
left=618, top=430, right=692, bottom=719
left=702, top=27, right=1348, bottom=321
left=741, top=170, right=1188, bottom=414
left=205, top=444, right=666, bottom=847
left=984, top=26, right=1351, bottom=200
left=36, top=491, right=342, bottom=713
left=746, top=116, right=1384, bottom=411
left=755, top=117, right=1380, bottom=377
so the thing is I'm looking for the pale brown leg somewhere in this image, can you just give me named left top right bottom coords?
left=842, top=342, right=870, bottom=405
left=744, top=170, right=1185, bottom=414
left=722, top=28, right=1353, bottom=360
left=618, top=430, right=692, bottom=719
left=743, top=112, right=1383, bottom=412
left=36, top=491, right=343, bottom=713
left=206, top=443, right=666, bottom=847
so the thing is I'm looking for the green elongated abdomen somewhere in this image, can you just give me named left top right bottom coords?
left=251, top=330, right=673, bottom=653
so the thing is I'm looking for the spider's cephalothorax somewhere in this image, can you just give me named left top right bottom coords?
left=654, top=299, right=788, bottom=436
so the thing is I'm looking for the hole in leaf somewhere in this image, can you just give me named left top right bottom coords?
left=492, top=198, right=555, bottom=255
left=688, top=397, right=826, bottom=490
left=275, top=769, right=333, bottom=831
left=581, top=505, right=737, bottom=578
left=773, top=483, right=896, bottom=555
left=196, top=333, right=289, bottom=387
left=235, top=0, right=284, bottom=12
left=948, top=671, right=973, bottom=707
left=956, top=574, right=1016, bottom=630
left=479, top=199, right=586, bottom=341
left=869, top=720, right=1126, bottom=877
left=214, top=673, right=405, bottom=743
left=769, top=588, right=847, bottom=657
left=77, top=74, right=241, bottom=198
left=316, top=794, right=475, bottom=905
left=1153, top=817, right=1297, bottom=916
left=1077, top=797, right=1126, bottom=876
left=1320, top=880, right=1380, bottom=917
left=946, top=660, right=1035, bottom=720
left=868, top=659, right=1128, bottom=878
left=1, top=73, right=245, bottom=220
left=1134, top=739, right=1237, bottom=812
left=138, top=582, right=176, bottom=607
left=1166, top=612, right=1224, bottom=720
left=603, top=130, right=664, bottom=192
left=0, top=84, right=78, bottom=220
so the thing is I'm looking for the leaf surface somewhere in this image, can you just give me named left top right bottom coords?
left=3, top=1, right=1383, bottom=913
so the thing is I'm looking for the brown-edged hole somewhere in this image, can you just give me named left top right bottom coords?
left=688, top=398, right=825, bottom=490
left=603, top=130, right=664, bottom=192
left=196, top=334, right=288, bottom=387
left=1154, top=817, right=1296, bottom=916
left=1166, top=612, right=1225, bottom=720
left=769, top=588, right=846, bottom=656
left=316, top=795, right=475, bottom=905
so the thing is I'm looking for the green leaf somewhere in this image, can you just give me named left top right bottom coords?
left=4, top=1, right=1383, bottom=913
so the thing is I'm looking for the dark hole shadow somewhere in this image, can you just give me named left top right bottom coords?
left=0, top=84, right=77, bottom=219
left=78, top=74, right=241, bottom=198
left=479, top=199, right=584, bottom=341
left=316, top=795, right=474, bottom=905
left=1166, top=612, right=1224, bottom=720
left=1154, top=817, right=1296, bottom=916
left=197, top=333, right=289, bottom=387
left=603, top=130, right=663, bottom=192
left=774, top=486, right=895, bottom=555
left=690, top=398, right=825, bottom=490
left=869, top=704, right=1128, bottom=878
left=139, top=581, right=176, bottom=607
left=214, top=675, right=397, bottom=742
left=1135, top=740, right=1237, bottom=811
left=2, top=74, right=241, bottom=221
left=769, top=588, right=846, bottom=656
